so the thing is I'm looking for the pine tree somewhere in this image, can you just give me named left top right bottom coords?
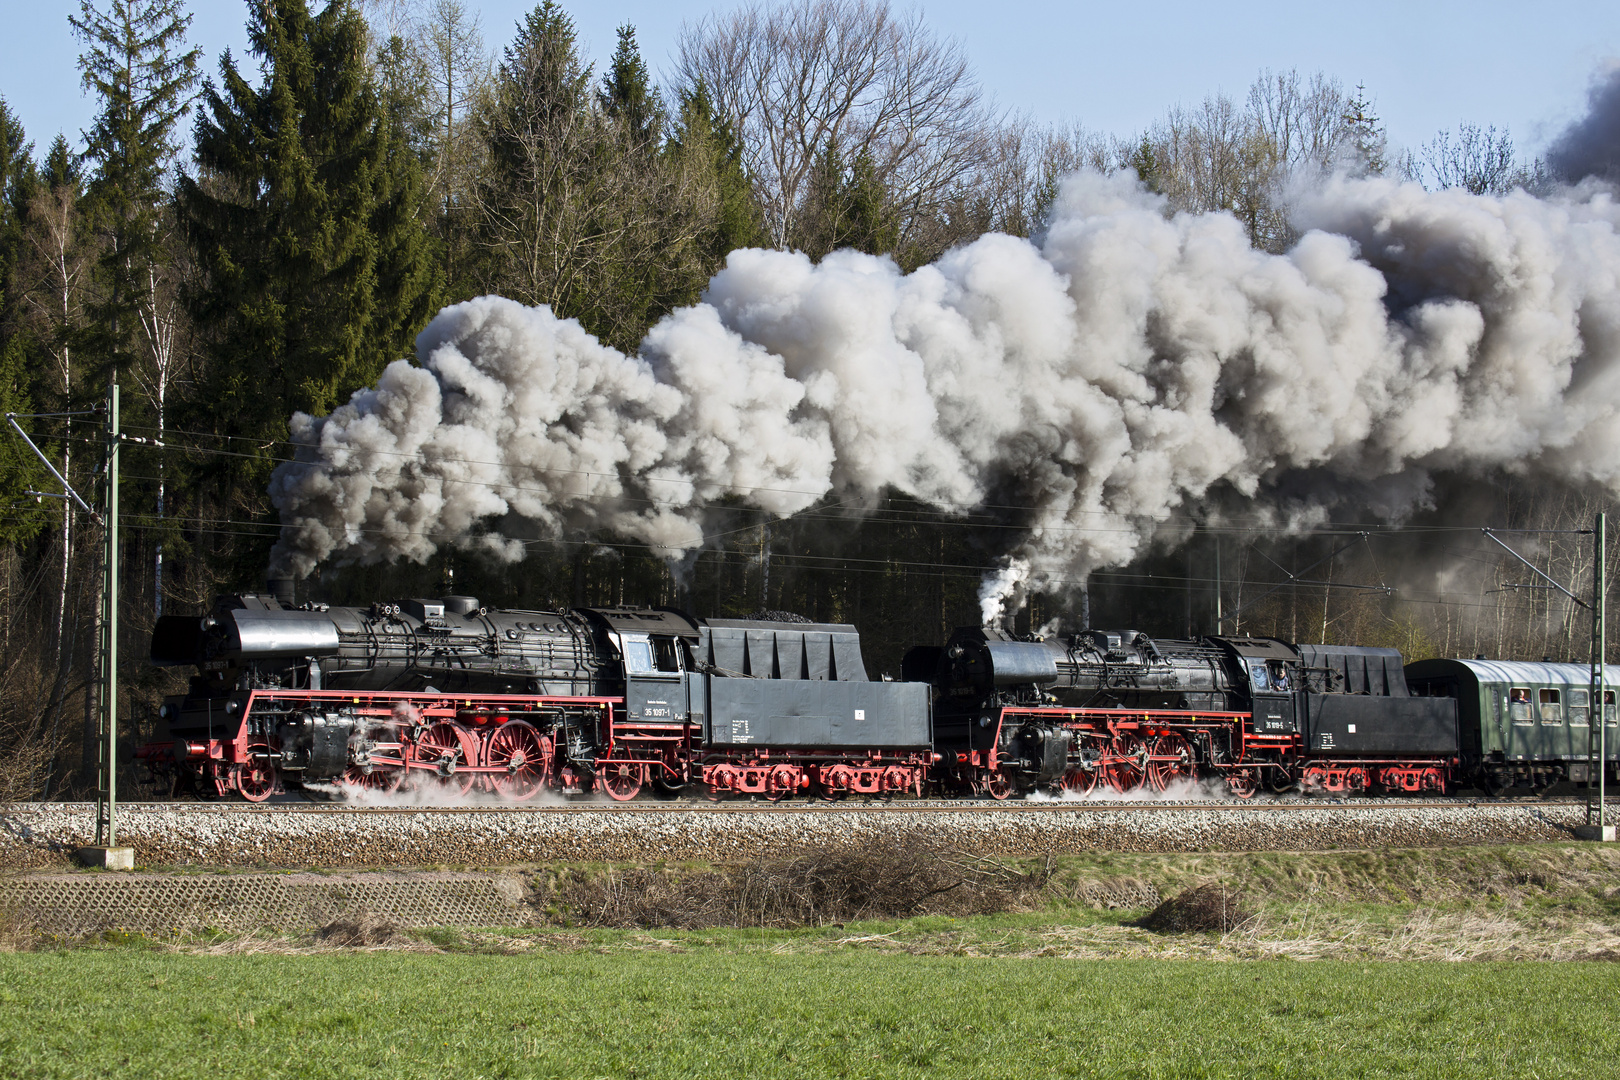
left=1341, top=84, right=1388, bottom=177
left=0, top=100, right=38, bottom=328
left=798, top=137, right=897, bottom=259
left=839, top=147, right=898, bottom=255
left=474, top=0, right=593, bottom=314
left=179, top=0, right=436, bottom=484
left=1127, top=135, right=1164, bottom=193
left=599, top=24, right=663, bottom=151
left=40, top=136, right=82, bottom=192
left=0, top=98, right=44, bottom=545
left=70, top=0, right=200, bottom=382
left=670, top=81, right=765, bottom=266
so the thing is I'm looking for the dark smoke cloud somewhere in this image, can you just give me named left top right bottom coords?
left=1549, top=65, right=1620, bottom=183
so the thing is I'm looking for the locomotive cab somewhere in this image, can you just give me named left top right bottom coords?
left=576, top=607, right=701, bottom=727
left=1208, top=637, right=1301, bottom=733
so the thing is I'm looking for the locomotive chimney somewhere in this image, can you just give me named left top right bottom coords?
left=267, top=575, right=295, bottom=606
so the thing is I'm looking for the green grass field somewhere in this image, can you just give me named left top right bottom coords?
left=2, top=949, right=1616, bottom=1079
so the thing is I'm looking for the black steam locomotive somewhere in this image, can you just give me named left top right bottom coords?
left=905, top=626, right=1458, bottom=797
left=139, top=593, right=931, bottom=801
left=136, top=592, right=1610, bottom=802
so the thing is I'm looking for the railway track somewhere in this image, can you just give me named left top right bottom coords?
left=6, top=796, right=1592, bottom=870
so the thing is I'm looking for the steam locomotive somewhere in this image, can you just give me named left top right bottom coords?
left=138, top=594, right=930, bottom=802
left=135, top=592, right=1619, bottom=801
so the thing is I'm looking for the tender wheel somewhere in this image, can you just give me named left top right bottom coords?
left=818, top=765, right=853, bottom=801
left=237, top=745, right=278, bottom=802
left=599, top=762, right=644, bottom=802
left=485, top=721, right=548, bottom=801
left=1344, top=767, right=1368, bottom=795
left=415, top=721, right=478, bottom=797
left=1225, top=772, right=1257, bottom=799
left=765, top=765, right=798, bottom=802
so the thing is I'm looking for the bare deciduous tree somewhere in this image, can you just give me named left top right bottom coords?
left=19, top=177, right=89, bottom=782
left=1248, top=69, right=1353, bottom=175
left=677, top=0, right=995, bottom=254
left=1412, top=123, right=1544, bottom=196
left=420, top=0, right=492, bottom=218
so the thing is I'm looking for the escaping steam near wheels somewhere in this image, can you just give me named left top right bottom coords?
left=268, top=100, right=1620, bottom=625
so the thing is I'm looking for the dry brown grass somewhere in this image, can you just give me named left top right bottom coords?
left=549, top=840, right=1050, bottom=929
left=313, top=910, right=407, bottom=948
left=1135, top=883, right=1254, bottom=934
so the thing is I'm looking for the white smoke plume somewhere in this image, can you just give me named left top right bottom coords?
left=269, top=169, right=1620, bottom=624
left=978, top=557, right=1030, bottom=627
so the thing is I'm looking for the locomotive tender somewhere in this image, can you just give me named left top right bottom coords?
left=136, top=592, right=1618, bottom=801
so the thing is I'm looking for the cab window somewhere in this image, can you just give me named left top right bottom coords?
left=1570, top=688, right=1591, bottom=726
left=1508, top=687, right=1533, bottom=725
left=1249, top=662, right=1270, bottom=691
left=651, top=636, right=682, bottom=673
left=621, top=636, right=655, bottom=674
left=1539, top=687, right=1563, bottom=725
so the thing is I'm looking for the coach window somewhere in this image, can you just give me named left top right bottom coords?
left=1606, top=690, right=1617, bottom=726
left=1539, top=688, right=1563, bottom=725
left=1509, top=688, right=1533, bottom=724
left=1570, top=689, right=1591, bottom=726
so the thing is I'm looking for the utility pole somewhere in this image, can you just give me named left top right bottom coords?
left=6, top=385, right=138, bottom=865
left=1484, top=521, right=1613, bottom=841
left=1589, top=513, right=1610, bottom=838
left=95, top=383, right=120, bottom=852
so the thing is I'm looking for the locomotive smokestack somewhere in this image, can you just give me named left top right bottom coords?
left=268, top=575, right=295, bottom=606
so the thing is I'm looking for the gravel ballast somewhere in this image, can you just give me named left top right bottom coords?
left=0, top=800, right=1590, bottom=870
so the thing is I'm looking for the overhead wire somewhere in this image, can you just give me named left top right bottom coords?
left=7, top=424, right=1606, bottom=620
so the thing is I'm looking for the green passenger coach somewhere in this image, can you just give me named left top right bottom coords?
left=1404, top=659, right=1620, bottom=792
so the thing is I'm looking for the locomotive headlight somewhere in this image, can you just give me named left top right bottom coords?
left=225, top=700, right=241, bottom=715
left=158, top=704, right=174, bottom=720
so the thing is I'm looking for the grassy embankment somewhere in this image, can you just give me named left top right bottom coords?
left=2, top=950, right=1618, bottom=1079
left=4, top=843, right=1620, bottom=1077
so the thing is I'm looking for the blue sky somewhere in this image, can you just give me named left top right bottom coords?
left=5, top=0, right=1616, bottom=164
